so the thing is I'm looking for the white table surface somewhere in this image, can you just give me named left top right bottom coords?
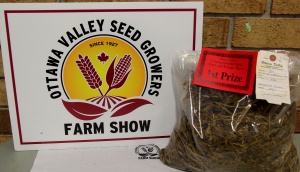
left=0, top=134, right=300, bottom=172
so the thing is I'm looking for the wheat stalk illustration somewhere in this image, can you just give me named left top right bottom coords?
left=76, top=54, right=103, bottom=96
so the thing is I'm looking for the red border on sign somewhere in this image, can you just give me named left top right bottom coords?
left=4, top=9, right=198, bottom=145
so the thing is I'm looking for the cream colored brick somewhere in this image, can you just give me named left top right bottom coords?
left=0, top=48, right=4, bottom=78
left=272, top=0, right=300, bottom=14
left=0, top=109, right=11, bottom=134
left=2, top=0, right=59, bottom=2
left=0, top=80, right=7, bottom=106
left=0, top=135, right=12, bottom=145
left=203, top=17, right=230, bottom=48
left=65, top=0, right=163, bottom=2
left=171, top=0, right=267, bottom=14
left=233, top=18, right=300, bottom=48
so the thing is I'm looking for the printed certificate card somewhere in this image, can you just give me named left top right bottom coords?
left=0, top=2, right=203, bottom=150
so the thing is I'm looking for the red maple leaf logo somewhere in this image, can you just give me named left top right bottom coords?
left=97, top=52, right=109, bottom=64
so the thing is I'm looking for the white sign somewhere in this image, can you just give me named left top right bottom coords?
left=256, top=51, right=290, bottom=105
left=0, top=2, right=203, bottom=150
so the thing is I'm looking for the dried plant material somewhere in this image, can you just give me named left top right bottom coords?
left=160, top=50, right=300, bottom=172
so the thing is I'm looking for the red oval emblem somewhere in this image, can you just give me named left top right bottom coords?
left=270, top=55, right=276, bottom=62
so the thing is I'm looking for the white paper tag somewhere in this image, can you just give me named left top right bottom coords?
left=256, top=51, right=290, bottom=105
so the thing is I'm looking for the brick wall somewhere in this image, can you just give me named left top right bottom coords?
left=1, top=0, right=300, bottom=144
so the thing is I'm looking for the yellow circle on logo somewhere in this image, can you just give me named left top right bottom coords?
left=62, top=35, right=147, bottom=100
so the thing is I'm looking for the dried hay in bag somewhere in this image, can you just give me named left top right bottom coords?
left=160, top=50, right=300, bottom=172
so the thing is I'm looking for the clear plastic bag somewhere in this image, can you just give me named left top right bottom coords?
left=160, top=50, right=300, bottom=172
